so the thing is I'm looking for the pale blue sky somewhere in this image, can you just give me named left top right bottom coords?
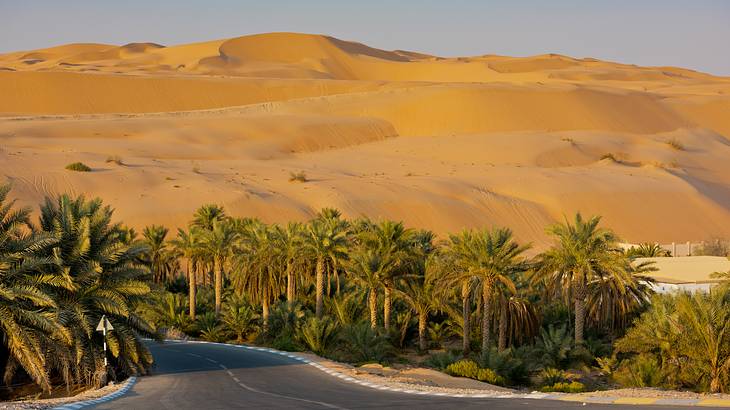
left=1, top=0, right=728, bottom=75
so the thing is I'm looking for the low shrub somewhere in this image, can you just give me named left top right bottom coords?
left=540, top=381, right=586, bottom=393
left=445, top=359, right=507, bottom=386
left=298, top=316, right=339, bottom=355
left=105, top=155, right=124, bottom=165
left=65, top=162, right=91, bottom=172
left=424, top=351, right=460, bottom=370
left=613, top=353, right=666, bottom=388
left=337, top=322, right=393, bottom=364
left=445, top=359, right=479, bottom=379
left=599, top=153, right=618, bottom=162
left=539, top=367, right=569, bottom=386
left=665, top=138, right=685, bottom=151
left=476, top=368, right=506, bottom=386
left=289, top=171, right=308, bottom=183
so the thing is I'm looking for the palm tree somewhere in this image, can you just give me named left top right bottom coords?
left=191, top=204, right=226, bottom=231
left=359, top=220, right=413, bottom=331
left=398, top=256, right=445, bottom=351
left=0, top=184, right=66, bottom=392
left=535, top=213, right=626, bottom=344
left=303, top=217, right=348, bottom=318
left=142, top=224, right=175, bottom=283
left=626, top=242, right=671, bottom=258
left=232, top=221, right=283, bottom=327
left=586, top=258, right=655, bottom=334
left=674, top=290, right=730, bottom=393
left=200, top=219, right=237, bottom=316
left=442, top=236, right=475, bottom=354
left=170, top=228, right=202, bottom=319
left=275, top=222, right=305, bottom=305
left=346, top=248, right=396, bottom=329
left=447, top=228, right=528, bottom=353
left=39, top=194, right=155, bottom=385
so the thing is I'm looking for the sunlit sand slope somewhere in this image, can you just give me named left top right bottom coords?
left=1, top=32, right=730, bottom=246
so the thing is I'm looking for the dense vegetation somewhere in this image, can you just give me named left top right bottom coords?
left=0, top=185, right=154, bottom=398
left=2, top=184, right=729, bottom=396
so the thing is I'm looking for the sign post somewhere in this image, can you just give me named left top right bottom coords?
left=96, top=315, right=114, bottom=368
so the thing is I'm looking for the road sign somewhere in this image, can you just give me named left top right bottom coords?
left=96, top=316, right=114, bottom=332
left=96, top=315, right=113, bottom=369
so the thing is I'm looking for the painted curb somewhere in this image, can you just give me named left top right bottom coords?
left=51, top=377, right=137, bottom=410
left=168, top=340, right=730, bottom=407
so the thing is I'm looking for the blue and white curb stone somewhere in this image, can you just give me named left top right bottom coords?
left=51, top=377, right=137, bottom=410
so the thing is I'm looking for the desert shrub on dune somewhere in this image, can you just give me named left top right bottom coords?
left=65, top=161, right=92, bottom=172
left=289, top=170, right=309, bottom=182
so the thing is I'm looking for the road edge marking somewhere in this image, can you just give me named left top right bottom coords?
left=51, top=376, right=137, bottom=410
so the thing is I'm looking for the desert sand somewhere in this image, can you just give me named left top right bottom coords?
left=2, top=32, right=730, bottom=247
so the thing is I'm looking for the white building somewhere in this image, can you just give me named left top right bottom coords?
left=635, top=256, right=730, bottom=293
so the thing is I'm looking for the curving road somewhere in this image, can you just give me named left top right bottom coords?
left=89, top=341, right=697, bottom=410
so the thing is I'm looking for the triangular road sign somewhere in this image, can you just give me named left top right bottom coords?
left=96, top=315, right=114, bottom=332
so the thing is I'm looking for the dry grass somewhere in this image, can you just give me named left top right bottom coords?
left=665, top=138, right=685, bottom=151
left=289, top=171, right=308, bottom=182
left=599, top=153, right=619, bottom=162
left=105, top=155, right=124, bottom=166
left=65, top=162, right=91, bottom=172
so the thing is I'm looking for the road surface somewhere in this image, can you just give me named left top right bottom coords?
left=90, top=341, right=698, bottom=409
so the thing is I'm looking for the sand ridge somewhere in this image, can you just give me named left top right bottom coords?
left=1, top=32, right=730, bottom=246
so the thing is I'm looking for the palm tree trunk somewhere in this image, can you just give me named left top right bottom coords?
left=327, top=263, right=332, bottom=296
left=262, top=298, right=269, bottom=330
left=368, top=288, right=378, bottom=330
left=461, top=280, right=470, bottom=354
left=188, top=261, right=196, bottom=320
left=286, top=260, right=294, bottom=305
left=710, top=369, right=722, bottom=393
left=315, top=257, right=325, bottom=318
left=498, top=297, right=507, bottom=351
left=384, top=287, right=392, bottom=331
left=482, top=283, right=493, bottom=352
left=418, top=311, right=428, bottom=351
left=573, top=280, right=586, bottom=345
left=214, top=258, right=223, bottom=316
left=335, top=267, right=341, bottom=295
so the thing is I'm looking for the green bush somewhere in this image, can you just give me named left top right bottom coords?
left=445, top=359, right=507, bottom=386
left=424, top=351, right=460, bottom=370
left=540, top=381, right=586, bottom=393
left=445, top=359, right=479, bottom=379
left=479, top=347, right=531, bottom=385
left=338, top=322, right=393, bottom=364
left=298, top=316, right=339, bottom=355
left=476, top=368, right=506, bottom=386
left=540, top=367, right=569, bottom=386
left=65, top=162, right=91, bottom=172
left=614, top=353, right=666, bottom=388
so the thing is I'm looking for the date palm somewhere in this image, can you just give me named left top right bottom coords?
left=398, top=255, right=445, bottom=351
left=39, top=194, right=155, bottom=385
left=170, top=228, right=202, bottom=319
left=345, top=248, right=396, bottom=329
left=232, top=221, right=283, bottom=327
left=447, top=228, right=528, bottom=353
left=200, top=219, right=237, bottom=316
left=535, top=213, right=625, bottom=344
left=275, top=222, right=305, bottom=305
left=359, top=220, right=413, bottom=330
left=191, top=204, right=226, bottom=231
left=304, top=217, right=348, bottom=318
left=142, top=224, right=175, bottom=283
left=0, top=184, right=66, bottom=391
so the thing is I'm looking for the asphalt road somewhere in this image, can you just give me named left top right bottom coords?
left=89, top=341, right=699, bottom=410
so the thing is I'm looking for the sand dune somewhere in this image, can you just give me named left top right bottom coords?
left=1, top=32, right=730, bottom=246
